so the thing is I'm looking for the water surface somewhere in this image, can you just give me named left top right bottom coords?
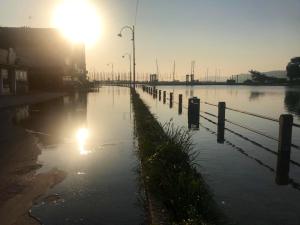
left=16, top=87, right=145, bottom=225
left=138, top=85, right=300, bottom=225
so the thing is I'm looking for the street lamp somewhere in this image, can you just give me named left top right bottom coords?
left=118, top=25, right=136, bottom=89
left=107, top=63, right=114, bottom=83
left=122, top=53, right=132, bottom=86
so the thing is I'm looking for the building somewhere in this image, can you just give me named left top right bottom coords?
left=0, top=27, right=87, bottom=91
left=149, top=74, right=158, bottom=83
left=0, top=48, right=28, bottom=95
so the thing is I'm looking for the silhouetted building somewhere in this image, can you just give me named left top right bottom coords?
left=0, top=48, right=28, bottom=95
left=190, top=74, right=194, bottom=83
left=0, top=27, right=87, bottom=91
left=149, top=74, right=158, bottom=83
left=186, top=75, right=190, bottom=84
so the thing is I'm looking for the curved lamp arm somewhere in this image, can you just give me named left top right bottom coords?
left=118, top=26, right=134, bottom=40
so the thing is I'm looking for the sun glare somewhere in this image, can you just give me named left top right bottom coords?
left=52, top=0, right=102, bottom=46
left=76, top=128, right=90, bottom=155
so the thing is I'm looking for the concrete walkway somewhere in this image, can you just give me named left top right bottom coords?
left=0, top=92, right=66, bottom=109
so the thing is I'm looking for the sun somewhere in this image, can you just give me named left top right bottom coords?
left=52, top=0, right=102, bottom=46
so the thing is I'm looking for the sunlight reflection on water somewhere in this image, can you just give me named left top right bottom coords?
left=76, top=128, right=91, bottom=155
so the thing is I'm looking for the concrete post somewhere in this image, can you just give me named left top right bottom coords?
left=217, top=102, right=226, bottom=143
left=159, top=90, right=161, bottom=101
left=169, top=92, right=173, bottom=108
left=276, top=114, right=293, bottom=185
left=188, top=97, right=200, bottom=129
left=178, top=94, right=183, bottom=115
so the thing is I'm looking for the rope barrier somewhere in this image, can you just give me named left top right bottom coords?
left=201, top=100, right=300, bottom=128
left=198, top=111, right=300, bottom=151
left=201, top=101, right=218, bottom=107
left=200, top=122, right=300, bottom=192
left=225, top=119, right=278, bottom=142
left=144, top=91, right=300, bottom=151
left=199, top=113, right=300, bottom=167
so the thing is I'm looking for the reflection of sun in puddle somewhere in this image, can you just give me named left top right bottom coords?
left=76, top=128, right=91, bottom=155
left=76, top=171, right=86, bottom=175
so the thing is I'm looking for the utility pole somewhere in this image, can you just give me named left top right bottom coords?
left=173, top=60, right=176, bottom=82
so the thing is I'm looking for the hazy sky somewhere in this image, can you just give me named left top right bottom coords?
left=1, top=0, right=300, bottom=80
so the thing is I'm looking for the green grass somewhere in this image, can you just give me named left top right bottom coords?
left=131, top=90, right=229, bottom=225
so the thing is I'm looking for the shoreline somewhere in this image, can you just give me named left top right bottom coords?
left=0, top=92, right=67, bottom=109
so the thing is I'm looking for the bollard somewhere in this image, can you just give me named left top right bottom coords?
left=276, top=114, right=293, bottom=185
left=169, top=92, right=173, bottom=108
left=188, top=97, right=200, bottom=129
left=163, top=91, right=166, bottom=104
left=217, top=102, right=226, bottom=143
left=155, top=89, right=158, bottom=99
left=178, top=94, right=183, bottom=115
left=159, top=90, right=161, bottom=101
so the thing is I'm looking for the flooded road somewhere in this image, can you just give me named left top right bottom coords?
left=138, top=85, right=300, bottom=225
left=15, top=87, right=145, bottom=225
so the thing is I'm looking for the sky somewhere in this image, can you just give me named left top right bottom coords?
left=1, top=0, right=300, bottom=80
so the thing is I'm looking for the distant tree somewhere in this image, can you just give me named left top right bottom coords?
left=287, top=57, right=300, bottom=81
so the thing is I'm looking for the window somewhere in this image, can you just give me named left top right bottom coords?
left=1, top=69, right=9, bottom=88
left=1, top=69, right=8, bottom=78
left=16, top=70, right=28, bottom=81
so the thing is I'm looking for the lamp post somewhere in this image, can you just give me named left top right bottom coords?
left=122, top=53, right=132, bottom=86
left=107, top=63, right=114, bottom=84
left=118, top=25, right=135, bottom=89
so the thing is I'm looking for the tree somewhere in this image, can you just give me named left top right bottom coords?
left=287, top=57, right=300, bottom=81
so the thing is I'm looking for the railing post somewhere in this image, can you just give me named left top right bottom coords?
left=217, top=102, right=226, bottom=143
left=178, top=94, right=182, bottom=115
left=159, top=90, right=161, bottom=101
left=169, top=92, right=173, bottom=108
left=163, top=91, right=166, bottom=104
left=188, top=97, right=200, bottom=129
left=276, top=114, right=293, bottom=185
